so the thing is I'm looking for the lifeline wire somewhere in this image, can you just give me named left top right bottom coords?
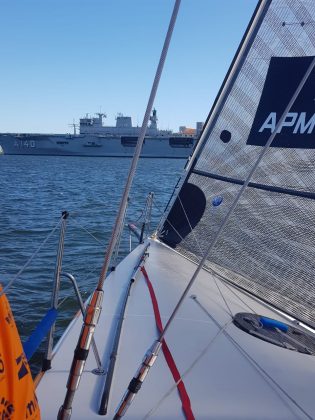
left=71, top=218, right=106, bottom=247
left=0, top=217, right=63, bottom=297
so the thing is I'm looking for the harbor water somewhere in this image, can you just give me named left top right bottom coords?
left=0, top=155, right=184, bottom=373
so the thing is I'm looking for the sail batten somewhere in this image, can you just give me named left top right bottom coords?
left=192, top=169, right=315, bottom=200
left=159, top=0, right=315, bottom=328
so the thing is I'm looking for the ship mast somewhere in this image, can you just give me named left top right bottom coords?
left=95, top=112, right=106, bottom=124
left=68, top=119, right=78, bottom=136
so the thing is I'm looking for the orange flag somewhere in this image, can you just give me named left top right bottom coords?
left=0, top=286, right=41, bottom=419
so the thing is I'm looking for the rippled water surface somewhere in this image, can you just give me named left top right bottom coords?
left=0, top=155, right=184, bottom=372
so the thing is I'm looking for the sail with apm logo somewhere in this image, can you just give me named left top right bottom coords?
left=160, top=1, right=315, bottom=332
left=0, top=286, right=41, bottom=420
left=247, top=56, right=315, bottom=148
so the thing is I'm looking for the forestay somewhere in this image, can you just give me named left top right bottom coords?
left=159, top=0, right=315, bottom=328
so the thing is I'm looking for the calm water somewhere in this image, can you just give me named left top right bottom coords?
left=0, top=155, right=184, bottom=372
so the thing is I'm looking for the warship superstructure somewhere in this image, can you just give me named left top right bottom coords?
left=0, top=109, right=202, bottom=158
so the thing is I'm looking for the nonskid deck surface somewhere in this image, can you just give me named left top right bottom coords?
left=37, top=239, right=315, bottom=419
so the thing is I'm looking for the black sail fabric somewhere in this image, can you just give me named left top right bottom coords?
left=159, top=0, right=315, bottom=328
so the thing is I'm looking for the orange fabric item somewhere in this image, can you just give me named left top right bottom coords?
left=0, top=286, right=41, bottom=419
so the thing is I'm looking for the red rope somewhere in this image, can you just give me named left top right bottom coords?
left=140, top=266, right=195, bottom=420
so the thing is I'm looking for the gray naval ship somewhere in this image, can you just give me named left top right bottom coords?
left=0, top=109, right=202, bottom=158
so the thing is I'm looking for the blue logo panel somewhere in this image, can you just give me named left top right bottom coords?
left=247, top=56, right=315, bottom=148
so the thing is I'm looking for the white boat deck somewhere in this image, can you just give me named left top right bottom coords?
left=37, top=239, right=315, bottom=419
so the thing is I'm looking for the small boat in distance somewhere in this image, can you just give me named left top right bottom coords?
left=0, top=109, right=203, bottom=158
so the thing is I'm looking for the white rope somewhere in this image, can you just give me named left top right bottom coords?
left=0, top=217, right=63, bottom=297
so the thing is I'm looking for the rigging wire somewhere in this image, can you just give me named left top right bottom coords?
left=133, top=207, right=145, bottom=224
left=152, top=200, right=185, bottom=244
left=145, top=294, right=312, bottom=420
left=212, top=278, right=233, bottom=318
left=177, top=194, right=233, bottom=317
left=191, top=296, right=313, bottom=420
left=70, top=218, right=107, bottom=247
left=57, top=1, right=182, bottom=418
left=157, top=56, right=315, bottom=343
left=218, top=274, right=257, bottom=314
left=115, top=56, right=315, bottom=418
left=177, top=195, right=203, bottom=255
left=142, top=319, right=233, bottom=419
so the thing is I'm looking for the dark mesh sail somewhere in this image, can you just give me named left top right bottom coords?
left=159, top=0, right=315, bottom=328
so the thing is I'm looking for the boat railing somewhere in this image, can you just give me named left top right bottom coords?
left=28, top=191, right=155, bottom=370
left=1, top=189, right=157, bottom=383
left=5, top=210, right=105, bottom=374
left=43, top=211, right=69, bottom=372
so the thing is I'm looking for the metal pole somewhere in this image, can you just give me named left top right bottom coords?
left=112, top=198, right=130, bottom=269
left=57, top=2, right=181, bottom=418
left=42, top=210, right=69, bottom=372
left=146, top=192, right=154, bottom=237
left=60, top=272, right=104, bottom=374
left=139, top=192, right=154, bottom=244
left=128, top=223, right=141, bottom=241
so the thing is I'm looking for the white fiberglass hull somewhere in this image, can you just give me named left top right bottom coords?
left=36, top=239, right=315, bottom=419
left=0, top=134, right=195, bottom=158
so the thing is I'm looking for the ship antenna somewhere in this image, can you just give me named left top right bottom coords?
left=149, top=108, right=158, bottom=129
left=95, top=112, right=107, bottom=122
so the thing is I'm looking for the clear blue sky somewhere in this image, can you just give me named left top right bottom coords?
left=0, top=0, right=257, bottom=134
